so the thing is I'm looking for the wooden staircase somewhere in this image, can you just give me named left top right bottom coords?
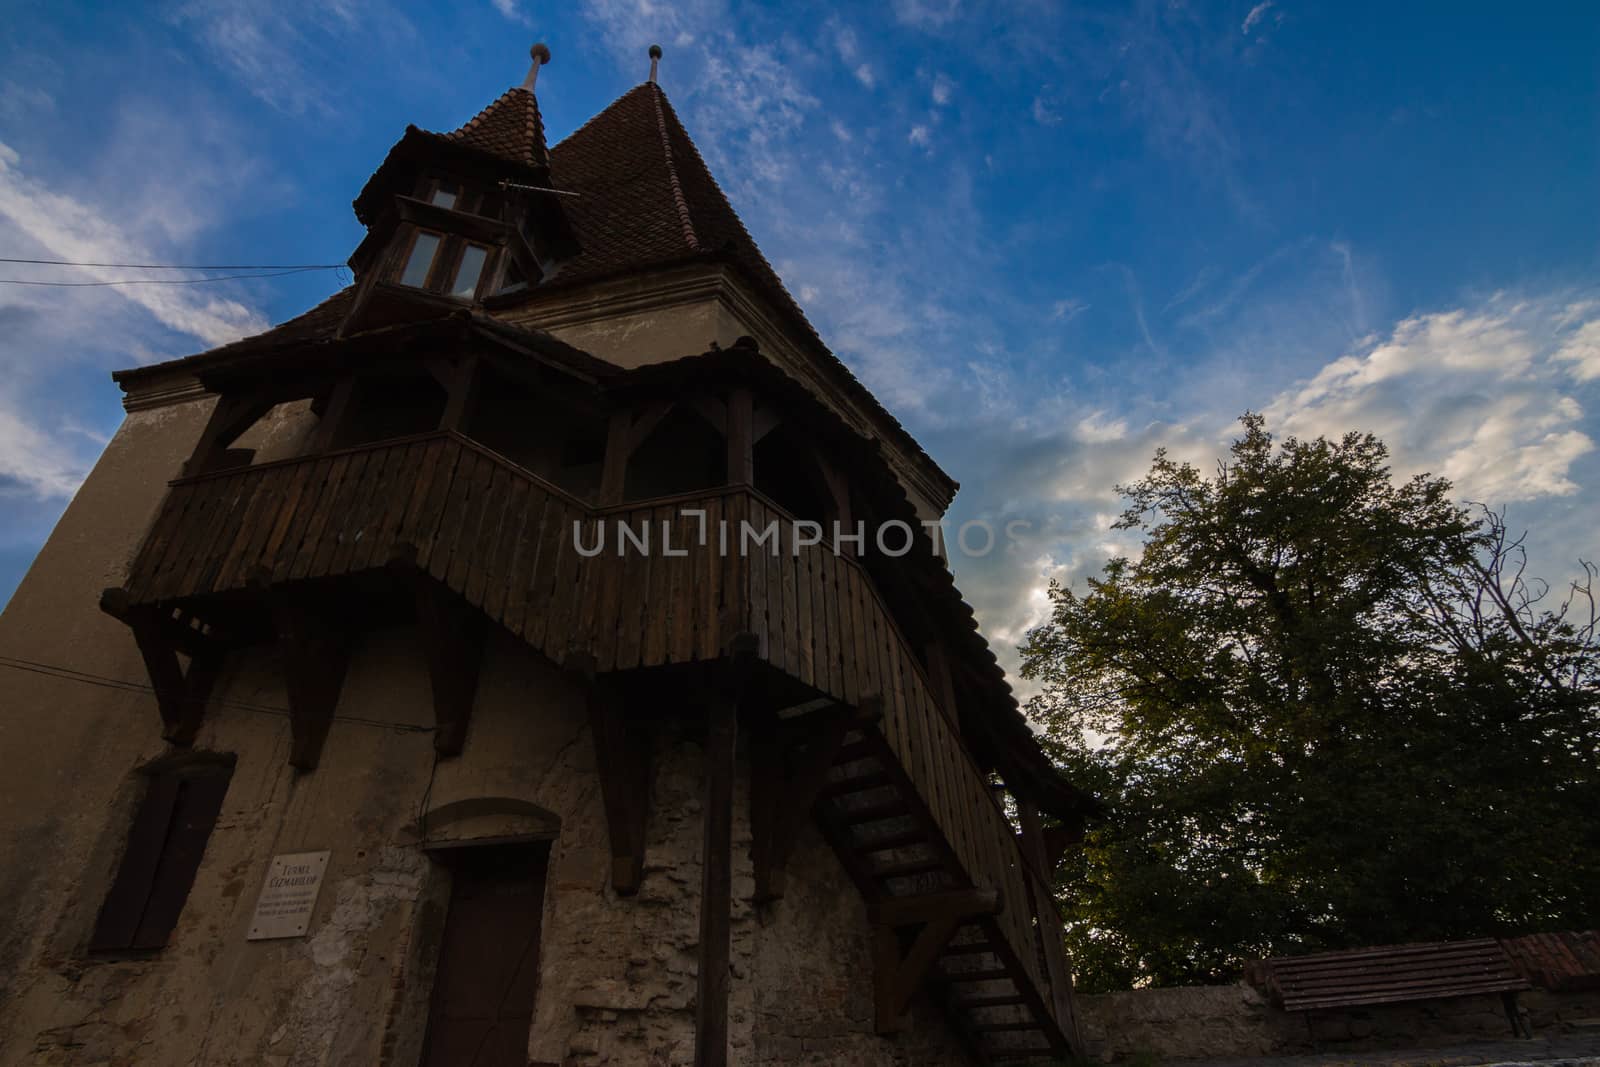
left=810, top=725, right=1071, bottom=1064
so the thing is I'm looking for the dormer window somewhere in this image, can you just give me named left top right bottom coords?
left=400, top=231, right=443, bottom=288
left=451, top=244, right=490, bottom=298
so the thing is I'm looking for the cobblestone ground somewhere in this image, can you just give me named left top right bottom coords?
left=1167, top=1032, right=1600, bottom=1067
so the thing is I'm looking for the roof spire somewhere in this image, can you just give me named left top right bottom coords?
left=648, top=44, right=662, bottom=84
left=522, top=42, right=551, bottom=91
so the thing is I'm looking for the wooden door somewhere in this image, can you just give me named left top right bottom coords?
left=422, top=843, right=550, bottom=1067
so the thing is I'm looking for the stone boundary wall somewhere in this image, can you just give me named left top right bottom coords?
left=1077, top=983, right=1600, bottom=1063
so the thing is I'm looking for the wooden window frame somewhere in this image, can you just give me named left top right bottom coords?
left=392, top=225, right=498, bottom=302
left=88, top=757, right=234, bottom=955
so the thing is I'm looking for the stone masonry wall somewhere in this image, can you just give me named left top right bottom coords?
left=1079, top=982, right=1600, bottom=1063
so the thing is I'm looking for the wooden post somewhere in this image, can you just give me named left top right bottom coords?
left=695, top=690, right=737, bottom=1067
left=695, top=637, right=756, bottom=1067
left=726, top=386, right=753, bottom=486
left=308, top=377, right=357, bottom=454
left=438, top=355, right=480, bottom=431
left=1016, top=797, right=1050, bottom=876
left=600, top=407, right=632, bottom=505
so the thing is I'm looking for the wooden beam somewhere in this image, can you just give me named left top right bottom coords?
left=99, top=589, right=222, bottom=746
left=725, top=387, right=754, bottom=486
left=695, top=637, right=756, bottom=1067
left=626, top=399, right=676, bottom=452
left=437, top=355, right=480, bottom=432
left=307, top=377, right=357, bottom=454
left=412, top=577, right=485, bottom=756
left=695, top=686, right=739, bottom=1067
left=255, top=580, right=350, bottom=771
left=570, top=654, right=652, bottom=895
left=184, top=393, right=274, bottom=476
left=599, top=408, right=632, bottom=505
left=874, top=913, right=964, bottom=1033
left=1016, top=798, right=1050, bottom=877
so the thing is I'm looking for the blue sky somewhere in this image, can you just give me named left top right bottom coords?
left=1, top=1, right=1597, bottom=681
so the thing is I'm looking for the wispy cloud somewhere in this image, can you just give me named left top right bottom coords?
left=1051, top=297, right=1089, bottom=323
left=0, top=143, right=266, bottom=346
left=892, top=0, right=962, bottom=30
left=1241, top=1, right=1275, bottom=34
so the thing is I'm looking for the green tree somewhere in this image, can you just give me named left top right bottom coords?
left=1020, top=414, right=1600, bottom=992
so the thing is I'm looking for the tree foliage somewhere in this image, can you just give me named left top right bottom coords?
left=1020, top=414, right=1600, bottom=992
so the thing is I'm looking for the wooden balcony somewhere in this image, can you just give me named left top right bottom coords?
left=114, top=430, right=1080, bottom=1061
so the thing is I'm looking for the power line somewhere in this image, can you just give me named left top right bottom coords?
left=0, top=257, right=345, bottom=269
left=0, top=266, right=336, bottom=288
left=0, top=654, right=434, bottom=735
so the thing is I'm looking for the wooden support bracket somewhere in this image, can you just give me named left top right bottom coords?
left=250, top=573, right=350, bottom=771
left=99, top=588, right=223, bottom=746
left=393, top=549, right=485, bottom=756
left=870, top=888, right=1003, bottom=1034
left=568, top=652, right=653, bottom=896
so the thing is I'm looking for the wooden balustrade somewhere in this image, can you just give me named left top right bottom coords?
left=122, top=430, right=1076, bottom=1046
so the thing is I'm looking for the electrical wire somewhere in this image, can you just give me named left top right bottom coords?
left=0, top=266, right=335, bottom=287
left=0, top=257, right=345, bottom=269
left=0, top=653, right=434, bottom=734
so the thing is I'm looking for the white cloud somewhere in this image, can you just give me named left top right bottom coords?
left=908, top=124, right=931, bottom=147
left=172, top=0, right=412, bottom=115
left=0, top=143, right=267, bottom=347
left=0, top=407, right=87, bottom=500
left=1266, top=297, right=1597, bottom=502
left=892, top=0, right=961, bottom=29
left=0, top=82, right=55, bottom=123
left=854, top=63, right=876, bottom=89
left=1242, top=1, right=1275, bottom=34
left=931, top=73, right=954, bottom=106
left=1031, top=94, right=1062, bottom=126
left=490, top=0, right=532, bottom=25
left=1555, top=319, right=1600, bottom=381
left=1051, top=297, right=1088, bottom=322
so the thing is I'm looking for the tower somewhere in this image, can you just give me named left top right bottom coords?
left=0, top=45, right=1095, bottom=1066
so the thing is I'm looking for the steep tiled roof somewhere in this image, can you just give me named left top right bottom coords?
left=111, top=288, right=616, bottom=387
left=430, top=86, right=549, bottom=170
left=533, top=84, right=956, bottom=497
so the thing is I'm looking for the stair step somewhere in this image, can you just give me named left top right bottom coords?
left=854, top=829, right=927, bottom=852
left=873, top=856, right=946, bottom=879
left=838, top=801, right=910, bottom=825
left=833, top=740, right=878, bottom=765
left=820, top=772, right=891, bottom=799
left=972, top=1021, right=1041, bottom=1033
left=941, top=968, right=1011, bottom=983
left=987, top=1047, right=1056, bottom=1060
left=952, top=993, right=1026, bottom=1008
left=942, top=941, right=999, bottom=957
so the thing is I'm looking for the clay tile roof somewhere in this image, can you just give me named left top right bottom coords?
left=536, top=84, right=956, bottom=496
left=430, top=86, right=549, bottom=170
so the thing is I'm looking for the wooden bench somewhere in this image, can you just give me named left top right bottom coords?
left=1250, top=938, right=1532, bottom=1039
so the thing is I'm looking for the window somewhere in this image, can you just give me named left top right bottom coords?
left=401, top=232, right=442, bottom=288
left=450, top=244, right=489, bottom=300
left=90, top=761, right=233, bottom=953
left=429, top=184, right=459, bottom=210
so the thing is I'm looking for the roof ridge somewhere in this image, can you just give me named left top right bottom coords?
left=648, top=83, right=700, bottom=252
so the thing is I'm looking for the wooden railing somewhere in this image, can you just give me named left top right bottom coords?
left=124, top=431, right=1076, bottom=1041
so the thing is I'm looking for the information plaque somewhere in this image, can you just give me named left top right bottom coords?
left=246, top=850, right=330, bottom=940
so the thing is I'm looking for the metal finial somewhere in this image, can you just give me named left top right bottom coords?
left=523, top=43, right=551, bottom=91
left=648, top=44, right=662, bottom=84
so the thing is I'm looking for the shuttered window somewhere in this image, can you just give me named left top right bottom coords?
left=89, top=764, right=232, bottom=953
